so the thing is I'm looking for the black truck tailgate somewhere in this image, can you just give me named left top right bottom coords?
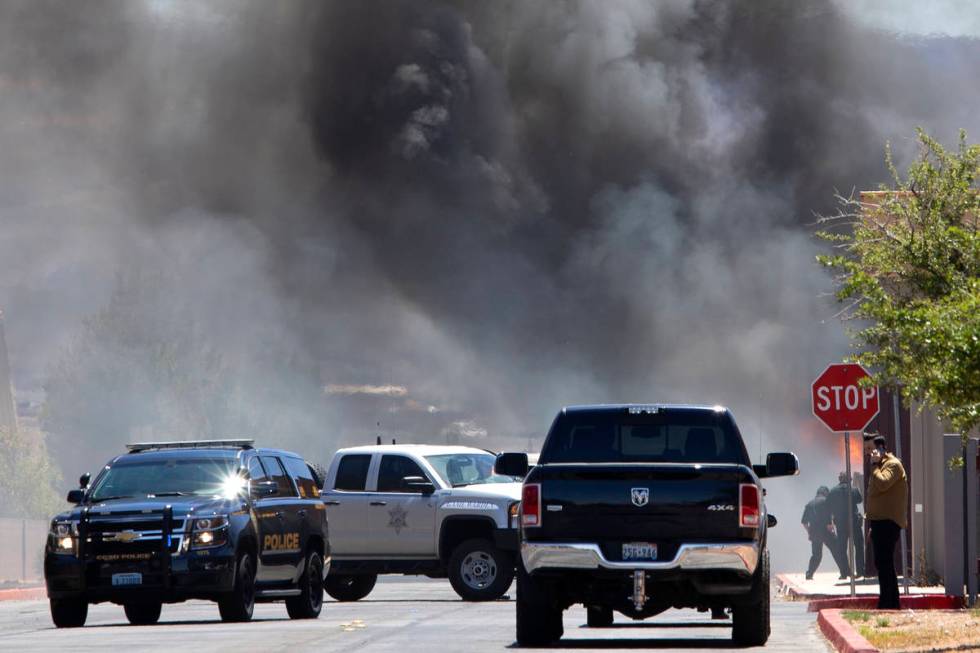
left=524, top=463, right=756, bottom=558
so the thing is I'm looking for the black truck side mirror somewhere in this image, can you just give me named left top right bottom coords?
left=495, top=452, right=529, bottom=478
left=401, top=476, right=435, bottom=495
left=755, top=452, right=799, bottom=478
left=66, top=489, right=85, bottom=504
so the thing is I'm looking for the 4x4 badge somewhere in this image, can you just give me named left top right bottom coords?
left=631, top=487, right=649, bottom=507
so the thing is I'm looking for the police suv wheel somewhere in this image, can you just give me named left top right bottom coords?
left=124, top=602, right=162, bottom=625
left=50, top=598, right=87, bottom=628
left=515, top=562, right=563, bottom=646
left=731, top=549, right=770, bottom=647
left=324, top=573, right=377, bottom=601
left=219, top=551, right=256, bottom=622
left=286, top=550, right=324, bottom=619
left=448, top=538, right=514, bottom=602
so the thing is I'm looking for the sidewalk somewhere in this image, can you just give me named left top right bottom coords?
left=777, top=572, right=945, bottom=600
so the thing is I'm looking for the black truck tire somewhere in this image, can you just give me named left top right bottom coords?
left=124, top=602, right=162, bottom=625
left=731, top=549, right=770, bottom=647
left=324, top=573, right=377, bottom=602
left=286, top=550, right=324, bottom=619
left=219, top=551, right=256, bottom=622
left=515, top=563, right=563, bottom=647
left=50, top=598, right=88, bottom=628
left=586, top=605, right=614, bottom=627
left=448, top=538, right=515, bottom=602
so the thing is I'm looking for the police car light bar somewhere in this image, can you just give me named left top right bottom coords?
left=125, top=439, right=255, bottom=453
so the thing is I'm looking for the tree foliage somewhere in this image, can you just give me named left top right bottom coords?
left=817, top=129, right=980, bottom=434
left=0, top=423, right=63, bottom=518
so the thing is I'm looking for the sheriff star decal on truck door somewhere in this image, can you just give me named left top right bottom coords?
left=388, top=504, right=408, bottom=534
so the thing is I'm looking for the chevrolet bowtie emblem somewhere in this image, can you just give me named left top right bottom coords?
left=105, top=530, right=141, bottom=543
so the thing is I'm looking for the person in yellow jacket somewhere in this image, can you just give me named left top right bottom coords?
left=863, top=433, right=908, bottom=609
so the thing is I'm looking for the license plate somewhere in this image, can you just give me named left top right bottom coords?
left=622, top=542, right=657, bottom=561
left=111, top=573, right=142, bottom=587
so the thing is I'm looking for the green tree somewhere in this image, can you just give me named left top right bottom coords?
left=0, top=424, right=63, bottom=518
left=817, top=129, right=980, bottom=435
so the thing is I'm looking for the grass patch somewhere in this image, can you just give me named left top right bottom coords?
left=843, top=610, right=980, bottom=651
left=842, top=610, right=870, bottom=622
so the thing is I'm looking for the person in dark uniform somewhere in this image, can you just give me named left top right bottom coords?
left=827, top=471, right=865, bottom=578
left=801, top=486, right=849, bottom=580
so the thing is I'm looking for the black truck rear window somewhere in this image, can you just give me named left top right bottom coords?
left=539, top=409, right=750, bottom=465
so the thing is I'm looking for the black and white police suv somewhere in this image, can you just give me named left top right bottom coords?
left=321, top=444, right=523, bottom=601
left=44, top=440, right=329, bottom=627
left=496, top=405, right=799, bottom=647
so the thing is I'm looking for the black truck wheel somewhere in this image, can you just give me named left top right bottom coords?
left=448, top=538, right=515, bottom=601
left=286, top=550, right=324, bottom=619
left=219, top=551, right=256, bottom=622
left=731, top=550, right=770, bottom=647
left=124, top=602, right=162, bottom=625
left=324, top=573, right=377, bottom=601
left=50, top=598, right=88, bottom=628
left=515, top=563, right=563, bottom=647
left=586, top=605, right=614, bottom=627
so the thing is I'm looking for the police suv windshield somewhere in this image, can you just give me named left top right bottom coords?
left=88, top=456, right=241, bottom=501
left=539, top=408, right=751, bottom=465
left=425, top=453, right=519, bottom=487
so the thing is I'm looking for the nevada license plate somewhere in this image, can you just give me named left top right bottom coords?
left=111, top=573, right=142, bottom=587
left=622, top=542, right=657, bottom=561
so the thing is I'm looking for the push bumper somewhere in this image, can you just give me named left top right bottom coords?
left=521, top=541, right=759, bottom=576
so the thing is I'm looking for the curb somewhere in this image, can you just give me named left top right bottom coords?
left=0, top=587, right=46, bottom=602
left=807, top=594, right=964, bottom=612
left=817, top=609, right=878, bottom=653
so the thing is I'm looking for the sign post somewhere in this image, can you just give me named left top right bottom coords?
left=811, top=363, right=880, bottom=598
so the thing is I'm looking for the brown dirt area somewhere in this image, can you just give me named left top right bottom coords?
left=842, top=609, right=980, bottom=652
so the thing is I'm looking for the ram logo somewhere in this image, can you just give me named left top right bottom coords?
left=631, top=487, right=649, bottom=507
left=707, top=504, right=735, bottom=511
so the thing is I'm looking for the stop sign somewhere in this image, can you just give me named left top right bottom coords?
left=811, top=363, right=880, bottom=432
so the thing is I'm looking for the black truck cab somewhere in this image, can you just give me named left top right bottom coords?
left=496, top=404, right=799, bottom=647
left=44, top=440, right=329, bottom=627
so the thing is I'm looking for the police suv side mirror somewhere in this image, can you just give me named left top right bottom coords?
left=767, top=514, right=778, bottom=528
left=250, top=480, right=278, bottom=498
left=401, top=476, right=435, bottom=495
left=79, top=472, right=90, bottom=488
left=760, top=452, right=799, bottom=478
left=495, top=452, right=529, bottom=478
left=67, top=489, right=85, bottom=504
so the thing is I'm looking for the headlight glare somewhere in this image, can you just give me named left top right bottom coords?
left=190, top=515, right=228, bottom=549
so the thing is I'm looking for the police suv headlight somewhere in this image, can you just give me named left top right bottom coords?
left=190, top=516, right=229, bottom=549
left=508, top=502, right=520, bottom=529
left=49, top=521, right=77, bottom=554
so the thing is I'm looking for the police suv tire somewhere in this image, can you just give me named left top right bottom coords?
left=731, top=549, right=770, bottom=647
left=219, top=551, right=256, bottom=622
left=448, top=538, right=515, bottom=602
left=124, top=602, right=162, bottom=625
left=286, top=550, right=324, bottom=619
left=515, top=562, right=563, bottom=646
left=50, top=598, right=87, bottom=628
left=324, top=573, right=377, bottom=602
left=586, top=605, right=614, bottom=628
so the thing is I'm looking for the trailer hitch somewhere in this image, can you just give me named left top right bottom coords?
left=632, top=570, right=646, bottom=612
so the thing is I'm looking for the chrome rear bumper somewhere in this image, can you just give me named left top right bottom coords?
left=521, top=541, right=759, bottom=575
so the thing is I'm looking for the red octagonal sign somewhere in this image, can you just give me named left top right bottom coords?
left=811, top=363, right=880, bottom=432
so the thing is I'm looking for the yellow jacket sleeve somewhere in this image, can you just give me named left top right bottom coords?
left=868, top=459, right=900, bottom=496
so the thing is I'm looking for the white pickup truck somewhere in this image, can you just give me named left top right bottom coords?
left=321, top=444, right=523, bottom=601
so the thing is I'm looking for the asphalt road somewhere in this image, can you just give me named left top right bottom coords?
left=0, top=578, right=831, bottom=652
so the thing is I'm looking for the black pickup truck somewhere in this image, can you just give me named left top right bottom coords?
left=496, top=404, right=798, bottom=647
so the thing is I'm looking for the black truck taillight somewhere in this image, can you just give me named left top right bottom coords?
left=521, top=483, right=541, bottom=527
left=739, top=483, right=760, bottom=528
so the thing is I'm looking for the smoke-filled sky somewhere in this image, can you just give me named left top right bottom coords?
left=2, top=0, right=980, bottom=568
